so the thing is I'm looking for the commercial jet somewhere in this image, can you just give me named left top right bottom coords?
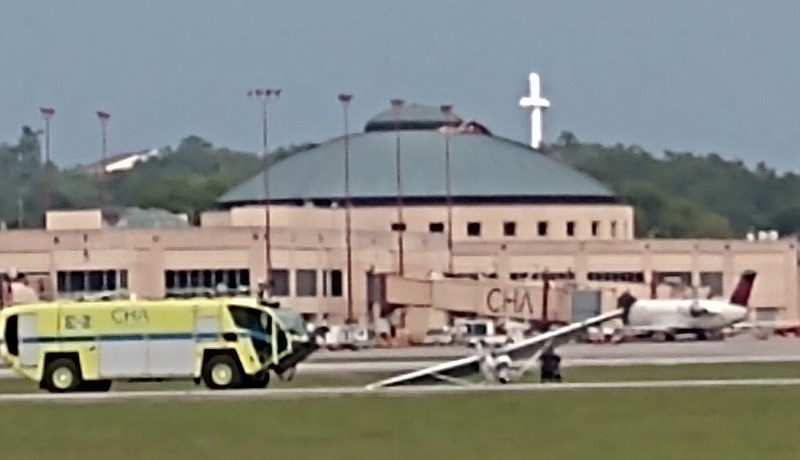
left=366, top=270, right=757, bottom=389
left=617, top=270, right=756, bottom=342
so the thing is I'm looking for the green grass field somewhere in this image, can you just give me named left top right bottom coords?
left=1, top=361, right=799, bottom=393
left=1, top=386, right=799, bottom=460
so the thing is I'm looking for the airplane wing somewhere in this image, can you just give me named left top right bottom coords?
left=505, top=308, right=624, bottom=362
left=365, top=308, right=624, bottom=389
left=365, top=354, right=482, bottom=389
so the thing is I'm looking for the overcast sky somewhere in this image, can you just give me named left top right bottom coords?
left=2, top=0, right=799, bottom=170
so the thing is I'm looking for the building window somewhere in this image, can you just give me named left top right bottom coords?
left=610, top=220, right=618, bottom=238
left=295, top=269, right=317, bottom=297
left=531, top=271, right=575, bottom=280
left=537, top=221, right=548, bottom=236
left=503, top=221, right=516, bottom=237
left=566, top=221, right=576, bottom=237
left=57, top=269, right=129, bottom=298
left=588, top=271, right=645, bottom=283
left=467, top=222, right=481, bottom=237
left=164, top=268, right=251, bottom=297
left=700, top=272, right=723, bottom=297
left=656, top=271, right=692, bottom=287
left=591, top=220, right=600, bottom=237
left=329, top=270, right=343, bottom=297
left=269, top=269, right=290, bottom=296
left=429, top=222, right=444, bottom=233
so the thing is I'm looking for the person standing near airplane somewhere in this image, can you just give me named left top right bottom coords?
left=538, top=345, right=562, bottom=383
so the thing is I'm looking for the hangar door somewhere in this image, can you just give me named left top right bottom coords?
left=571, top=290, right=601, bottom=322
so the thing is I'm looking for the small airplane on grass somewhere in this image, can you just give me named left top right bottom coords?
left=365, top=270, right=757, bottom=390
left=366, top=309, right=622, bottom=389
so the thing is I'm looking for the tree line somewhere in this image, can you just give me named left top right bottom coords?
left=550, top=131, right=800, bottom=238
left=1, top=125, right=798, bottom=238
left=0, top=127, right=313, bottom=228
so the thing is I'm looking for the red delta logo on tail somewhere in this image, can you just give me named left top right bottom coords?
left=729, top=270, right=757, bottom=307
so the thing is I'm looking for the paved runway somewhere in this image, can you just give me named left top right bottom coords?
left=2, top=336, right=798, bottom=380
left=298, top=354, right=800, bottom=374
left=2, top=354, right=798, bottom=381
left=2, top=378, right=800, bottom=404
left=308, top=336, right=800, bottom=362
left=303, top=349, right=800, bottom=374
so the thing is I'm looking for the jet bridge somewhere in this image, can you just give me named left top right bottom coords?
left=383, top=274, right=622, bottom=341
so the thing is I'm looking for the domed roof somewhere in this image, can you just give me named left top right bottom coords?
left=364, top=103, right=463, bottom=132
left=217, top=105, right=615, bottom=206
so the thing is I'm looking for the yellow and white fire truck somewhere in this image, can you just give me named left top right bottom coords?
left=0, top=296, right=317, bottom=393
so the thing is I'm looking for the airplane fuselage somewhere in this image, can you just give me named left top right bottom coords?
left=479, top=348, right=513, bottom=383
left=626, top=298, right=748, bottom=338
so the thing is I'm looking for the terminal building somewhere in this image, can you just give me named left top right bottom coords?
left=1, top=102, right=797, bottom=340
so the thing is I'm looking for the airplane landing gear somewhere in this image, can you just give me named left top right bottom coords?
left=695, top=329, right=724, bottom=341
left=696, top=331, right=708, bottom=341
left=651, top=331, right=676, bottom=342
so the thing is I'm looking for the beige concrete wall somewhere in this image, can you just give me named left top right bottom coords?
left=386, top=276, right=593, bottom=323
left=451, top=238, right=799, bottom=322
left=218, top=203, right=636, bottom=241
left=46, top=210, right=103, bottom=230
left=386, top=277, right=432, bottom=306
left=0, top=224, right=448, bottom=325
left=1, top=218, right=797, bottom=327
left=200, top=211, right=232, bottom=227
left=226, top=206, right=340, bottom=230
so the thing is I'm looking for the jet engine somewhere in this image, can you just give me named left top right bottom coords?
left=493, top=354, right=513, bottom=384
left=689, top=301, right=713, bottom=318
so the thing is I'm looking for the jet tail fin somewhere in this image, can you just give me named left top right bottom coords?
left=617, top=291, right=637, bottom=325
left=729, top=270, right=757, bottom=307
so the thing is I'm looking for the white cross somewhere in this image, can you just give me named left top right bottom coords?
left=518, top=72, right=550, bottom=150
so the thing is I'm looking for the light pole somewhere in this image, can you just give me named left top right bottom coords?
left=390, top=98, right=406, bottom=276
left=338, top=93, right=355, bottom=324
left=440, top=104, right=454, bottom=274
left=39, top=107, right=55, bottom=219
left=247, top=88, right=281, bottom=296
left=96, top=111, right=110, bottom=210
left=16, top=148, right=23, bottom=228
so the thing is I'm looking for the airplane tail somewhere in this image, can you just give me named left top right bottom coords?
left=617, top=291, right=637, bottom=325
left=729, top=270, right=757, bottom=307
